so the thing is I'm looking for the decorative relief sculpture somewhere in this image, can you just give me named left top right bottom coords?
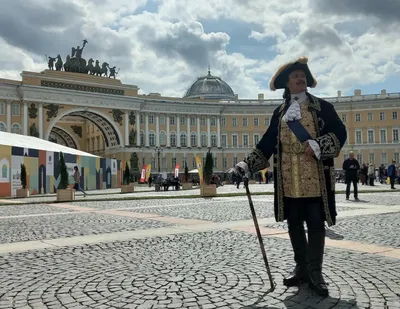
left=129, top=111, right=136, bottom=125
left=129, top=129, right=136, bottom=146
left=43, top=104, right=63, bottom=121
left=110, top=109, right=123, bottom=126
left=28, top=103, right=38, bottom=119
left=71, top=125, right=83, bottom=138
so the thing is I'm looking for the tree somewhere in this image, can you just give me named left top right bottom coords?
left=184, top=164, right=189, bottom=183
left=59, top=152, right=69, bottom=189
left=20, top=163, right=27, bottom=189
left=204, top=150, right=214, bottom=185
left=123, top=162, right=130, bottom=185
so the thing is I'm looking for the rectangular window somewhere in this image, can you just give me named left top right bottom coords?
left=254, top=134, right=260, bottom=145
left=355, top=113, right=360, bottom=122
left=393, top=129, right=399, bottom=142
left=356, top=154, right=362, bottom=163
left=221, top=135, right=227, bottom=147
left=381, top=153, right=387, bottom=164
left=355, top=130, right=362, bottom=144
left=232, top=118, right=237, bottom=127
left=394, top=152, right=399, bottom=163
left=148, top=115, right=154, bottom=124
left=341, top=114, right=347, bottom=123
left=369, top=153, right=374, bottom=164
left=393, top=111, right=398, bottom=120
left=180, top=117, right=185, bottom=125
left=160, top=116, right=165, bottom=125
left=0, top=103, right=5, bottom=115
left=368, top=112, right=373, bottom=121
left=12, top=104, right=20, bottom=116
left=368, top=130, right=374, bottom=143
left=211, top=117, right=216, bottom=126
left=223, top=157, right=227, bottom=168
left=200, top=117, right=206, bottom=126
left=253, top=118, right=259, bottom=126
left=242, top=118, right=248, bottom=126
left=264, top=117, right=270, bottom=126
left=190, top=117, right=195, bottom=126
left=243, top=134, right=249, bottom=147
left=232, top=135, right=238, bottom=147
left=380, top=112, right=385, bottom=121
left=170, top=116, right=175, bottom=125
left=380, top=129, right=387, bottom=143
left=221, top=117, right=226, bottom=126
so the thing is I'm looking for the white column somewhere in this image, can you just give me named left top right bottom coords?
left=23, top=102, right=28, bottom=136
left=217, top=116, right=221, bottom=148
left=136, top=112, right=140, bottom=147
left=6, top=101, right=11, bottom=132
left=145, top=113, right=149, bottom=147
left=186, top=115, right=190, bottom=147
left=177, top=115, right=181, bottom=148
left=166, top=115, right=170, bottom=147
left=38, top=103, right=43, bottom=138
left=197, top=116, right=201, bottom=147
left=124, top=111, right=129, bottom=146
left=207, top=116, right=211, bottom=147
left=156, top=114, right=160, bottom=147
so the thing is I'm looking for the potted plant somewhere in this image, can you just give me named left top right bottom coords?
left=121, top=162, right=134, bottom=193
left=57, top=151, right=75, bottom=201
left=200, top=150, right=217, bottom=197
left=16, top=163, right=30, bottom=198
left=182, top=163, right=193, bottom=190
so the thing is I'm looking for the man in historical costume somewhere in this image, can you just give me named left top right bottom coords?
left=342, top=151, right=360, bottom=201
left=236, top=56, right=347, bottom=296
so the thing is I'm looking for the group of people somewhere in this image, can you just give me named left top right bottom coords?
left=342, top=152, right=397, bottom=200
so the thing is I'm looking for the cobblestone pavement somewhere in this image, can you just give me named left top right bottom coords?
left=0, top=212, right=176, bottom=244
left=5, top=182, right=395, bottom=205
left=0, top=231, right=399, bottom=309
left=0, top=191, right=399, bottom=308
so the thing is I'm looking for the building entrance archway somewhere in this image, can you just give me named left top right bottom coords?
left=45, top=108, right=123, bottom=149
left=49, top=126, right=79, bottom=149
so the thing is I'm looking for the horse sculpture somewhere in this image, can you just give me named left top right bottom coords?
left=55, top=55, right=63, bottom=71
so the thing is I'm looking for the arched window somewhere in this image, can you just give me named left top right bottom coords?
left=149, top=131, right=155, bottom=146
left=211, top=132, right=217, bottom=147
left=11, top=123, right=21, bottom=134
left=191, top=132, right=196, bottom=147
left=159, top=131, right=166, bottom=146
left=0, top=122, right=6, bottom=132
left=180, top=132, right=186, bottom=147
left=2, top=164, right=7, bottom=178
left=170, top=132, right=176, bottom=147
left=201, top=132, right=207, bottom=147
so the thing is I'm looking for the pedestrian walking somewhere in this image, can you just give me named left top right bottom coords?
left=342, top=151, right=360, bottom=201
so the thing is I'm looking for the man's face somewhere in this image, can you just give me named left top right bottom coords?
left=287, top=70, right=307, bottom=94
left=349, top=153, right=354, bottom=159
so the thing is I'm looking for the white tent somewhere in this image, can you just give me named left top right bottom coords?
left=0, top=132, right=98, bottom=157
left=188, top=168, right=198, bottom=174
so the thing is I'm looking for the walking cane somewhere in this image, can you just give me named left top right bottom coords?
left=243, top=176, right=275, bottom=292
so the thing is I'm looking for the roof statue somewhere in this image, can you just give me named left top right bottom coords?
left=45, top=39, right=120, bottom=78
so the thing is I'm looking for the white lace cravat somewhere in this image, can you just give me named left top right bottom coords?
left=282, top=92, right=321, bottom=159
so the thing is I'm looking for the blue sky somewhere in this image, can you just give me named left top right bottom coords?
left=1, top=0, right=400, bottom=99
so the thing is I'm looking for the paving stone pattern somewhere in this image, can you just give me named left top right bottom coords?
left=0, top=230, right=398, bottom=308
left=0, top=213, right=175, bottom=244
left=335, top=192, right=400, bottom=206
left=265, top=212, right=400, bottom=248
left=0, top=204, right=75, bottom=217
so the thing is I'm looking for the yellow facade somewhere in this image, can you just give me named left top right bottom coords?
left=0, top=70, right=399, bottom=175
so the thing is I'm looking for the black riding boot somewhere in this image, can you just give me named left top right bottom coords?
left=308, top=230, right=329, bottom=296
left=283, top=226, right=308, bottom=287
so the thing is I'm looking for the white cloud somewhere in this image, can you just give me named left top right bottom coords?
left=0, top=0, right=400, bottom=100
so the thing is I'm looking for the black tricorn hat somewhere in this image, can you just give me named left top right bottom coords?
left=269, top=56, right=317, bottom=91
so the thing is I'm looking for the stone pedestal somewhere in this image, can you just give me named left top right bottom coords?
left=57, top=189, right=75, bottom=202
left=121, top=184, right=135, bottom=194
left=16, top=188, right=30, bottom=198
left=200, top=184, right=217, bottom=197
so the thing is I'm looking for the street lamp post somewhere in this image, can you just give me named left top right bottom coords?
left=155, top=146, right=163, bottom=174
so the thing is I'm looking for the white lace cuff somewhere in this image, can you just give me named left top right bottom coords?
left=308, top=139, right=321, bottom=159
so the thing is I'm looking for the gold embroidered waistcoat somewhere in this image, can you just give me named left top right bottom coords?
left=280, top=102, right=321, bottom=198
